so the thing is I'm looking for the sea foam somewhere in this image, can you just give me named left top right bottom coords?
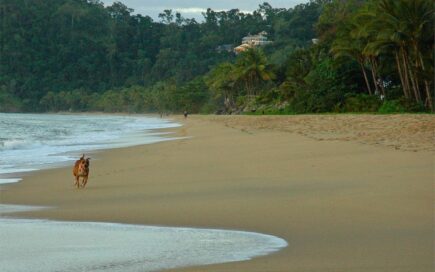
left=0, top=113, right=180, bottom=185
left=0, top=205, right=287, bottom=272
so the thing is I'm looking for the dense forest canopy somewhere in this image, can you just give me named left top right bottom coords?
left=0, top=0, right=433, bottom=113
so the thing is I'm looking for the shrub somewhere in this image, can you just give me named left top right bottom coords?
left=343, top=94, right=381, bottom=112
left=398, top=98, right=426, bottom=112
left=378, top=100, right=406, bottom=113
left=0, top=89, right=22, bottom=112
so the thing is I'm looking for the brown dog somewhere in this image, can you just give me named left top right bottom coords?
left=73, top=154, right=90, bottom=188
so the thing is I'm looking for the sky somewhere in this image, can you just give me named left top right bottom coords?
left=101, top=0, right=310, bottom=21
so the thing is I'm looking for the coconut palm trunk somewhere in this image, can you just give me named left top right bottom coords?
left=359, top=62, right=373, bottom=95
left=369, top=58, right=380, bottom=95
left=395, top=51, right=409, bottom=98
left=401, top=50, right=421, bottom=103
left=416, top=52, right=433, bottom=110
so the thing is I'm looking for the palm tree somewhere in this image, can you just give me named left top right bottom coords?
left=234, top=48, right=275, bottom=99
left=205, top=62, right=237, bottom=112
left=331, top=17, right=374, bottom=95
left=363, top=0, right=433, bottom=109
left=280, top=48, right=312, bottom=99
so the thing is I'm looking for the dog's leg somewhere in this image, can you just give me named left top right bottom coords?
left=82, top=177, right=87, bottom=188
left=84, top=175, right=89, bottom=188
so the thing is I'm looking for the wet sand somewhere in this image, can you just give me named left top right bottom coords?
left=0, top=114, right=433, bottom=272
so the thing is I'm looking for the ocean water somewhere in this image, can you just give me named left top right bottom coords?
left=0, top=113, right=180, bottom=184
left=0, top=205, right=287, bottom=272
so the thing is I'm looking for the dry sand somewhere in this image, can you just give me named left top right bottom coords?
left=0, top=114, right=433, bottom=272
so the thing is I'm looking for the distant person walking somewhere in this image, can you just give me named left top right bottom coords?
left=183, top=110, right=188, bottom=118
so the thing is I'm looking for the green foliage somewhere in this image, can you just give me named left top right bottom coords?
left=397, top=99, right=427, bottom=113
left=329, top=0, right=433, bottom=110
left=173, top=78, right=209, bottom=113
left=233, top=48, right=275, bottom=96
left=378, top=100, right=406, bottom=113
left=378, top=98, right=427, bottom=113
left=343, top=94, right=381, bottom=112
left=39, top=89, right=97, bottom=112
left=0, top=86, right=22, bottom=112
left=199, top=101, right=218, bottom=114
left=205, top=62, right=238, bottom=113
left=278, top=53, right=351, bottom=113
left=0, top=0, right=431, bottom=114
left=0, top=0, right=325, bottom=113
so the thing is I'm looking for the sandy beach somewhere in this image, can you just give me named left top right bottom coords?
left=0, top=114, right=433, bottom=272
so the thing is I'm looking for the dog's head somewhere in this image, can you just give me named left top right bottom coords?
left=77, top=156, right=89, bottom=170
left=78, top=159, right=86, bottom=170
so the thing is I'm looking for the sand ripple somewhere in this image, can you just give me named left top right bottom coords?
left=207, top=114, right=435, bottom=152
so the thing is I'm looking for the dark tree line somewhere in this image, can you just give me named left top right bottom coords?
left=0, top=0, right=433, bottom=113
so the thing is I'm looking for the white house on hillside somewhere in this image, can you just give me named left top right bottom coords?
left=234, top=31, right=272, bottom=54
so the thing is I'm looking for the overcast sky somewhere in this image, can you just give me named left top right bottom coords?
left=101, top=0, right=310, bottom=21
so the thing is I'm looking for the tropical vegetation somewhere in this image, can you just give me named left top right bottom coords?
left=0, top=0, right=433, bottom=114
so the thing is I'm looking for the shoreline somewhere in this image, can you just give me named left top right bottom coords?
left=0, top=113, right=181, bottom=185
left=0, top=211, right=287, bottom=272
left=0, top=115, right=433, bottom=271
